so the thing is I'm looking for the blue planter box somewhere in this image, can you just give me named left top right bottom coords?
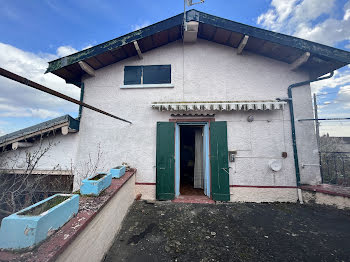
left=0, top=194, right=79, bottom=250
left=80, top=172, right=112, bottom=196
left=110, top=166, right=126, bottom=178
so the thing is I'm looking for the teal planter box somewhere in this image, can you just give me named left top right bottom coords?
left=80, top=172, right=112, bottom=196
left=110, top=166, right=126, bottom=178
left=0, top=194, right=79, bottom=250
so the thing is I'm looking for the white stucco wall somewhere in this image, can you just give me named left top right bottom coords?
left=75, top=39, right=320, bottom=201
left=0, top=133, right=79, bottom=172
left=78, top=37, right=320, bottom=201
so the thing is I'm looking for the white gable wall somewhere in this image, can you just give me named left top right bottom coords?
left=76, top=39, right=320, bottom=201
left=0, top=133, right=79, bottom=172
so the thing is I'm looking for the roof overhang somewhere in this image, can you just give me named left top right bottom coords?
left=46, top=10, right=350, bottom=86
left=0, top=115, right=79, bottom=152
left=151, top=100, right=287, bottom=112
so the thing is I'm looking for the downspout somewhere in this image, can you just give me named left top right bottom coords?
left=78, top=82, right=85, bottom=121
left=286, top=71, right=334, bottom=188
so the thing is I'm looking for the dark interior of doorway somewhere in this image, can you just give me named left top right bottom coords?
left=180, top=126, right=204, bottom=196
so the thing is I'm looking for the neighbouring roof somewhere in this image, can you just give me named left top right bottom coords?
left=46, top=9, right=350, bottom=86
left=0, top=115, right=79, bottom=150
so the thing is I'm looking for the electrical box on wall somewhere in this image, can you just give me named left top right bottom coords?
left=228, top=151, right=237, bottom=162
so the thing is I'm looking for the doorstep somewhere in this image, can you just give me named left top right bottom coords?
left=172, top=195, right=215, bottom=204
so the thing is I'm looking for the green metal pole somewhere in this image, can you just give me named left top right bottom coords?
left=78, top=82, right=85, bottom=120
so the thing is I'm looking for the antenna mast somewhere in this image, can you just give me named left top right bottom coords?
left=184, top=0, right=205, bottom=30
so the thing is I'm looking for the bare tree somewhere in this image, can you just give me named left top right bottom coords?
left=71, top=143, right=105, bottom=190
left=0, top=139, right=66, bottom=219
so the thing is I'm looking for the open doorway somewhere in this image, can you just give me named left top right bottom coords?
left=175, top=122, right=210, bottom=198
left=180, top=125, right=204, bottom=195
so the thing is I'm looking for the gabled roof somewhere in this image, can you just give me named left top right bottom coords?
left=0, top=115, right=79, bottom=150
left=46, top=9, right=350, bottom=86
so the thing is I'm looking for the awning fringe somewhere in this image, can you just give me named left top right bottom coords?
left=151, top=101, right=287, bottom=112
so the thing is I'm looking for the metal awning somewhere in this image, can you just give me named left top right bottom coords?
left=151, top=101, right=287, bottom=112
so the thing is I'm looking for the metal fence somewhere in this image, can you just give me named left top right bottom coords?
left=320, top=152, right=350, bottom=186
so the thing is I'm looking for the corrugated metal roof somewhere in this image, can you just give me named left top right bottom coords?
left=0, top=115, right=79, bottom=147
left=46, top=9, right=350, bottom=85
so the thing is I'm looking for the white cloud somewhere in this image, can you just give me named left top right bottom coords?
left=257, top=0, right=299, bottom=31
left=319, top=122, right=350, bottom=136
left=311, top=70, right=350, bottom=94
left=258, top=0, right=350, bottom=136
left=132, top=21, right=150, bottom=31
left=257, top=0, right=350, bottom=46
left=0, top=42, right=80, bottom=122
left=56, top=45, right=78, bottom=57
left=0, top=104, right=61, bottom=119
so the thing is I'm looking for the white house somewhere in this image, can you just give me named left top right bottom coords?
left=1, top=10, right=350, bottom=203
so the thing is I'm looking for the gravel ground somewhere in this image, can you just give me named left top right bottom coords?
left=104, top=201, right=350, bottom=262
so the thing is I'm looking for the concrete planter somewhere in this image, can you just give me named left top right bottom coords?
left=80, top=172, right=112, bottom=196
left=110, top=166, right=126, bottom=178
left=0, top=194, right=79, bottom=250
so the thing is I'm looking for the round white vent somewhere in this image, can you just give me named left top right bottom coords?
left=268, top=159, right=282, bottom=172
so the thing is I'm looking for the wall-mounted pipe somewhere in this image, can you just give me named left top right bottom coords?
left=78, top=82, right=85, bottom=120
left=287, top=71, right=334, bottom=186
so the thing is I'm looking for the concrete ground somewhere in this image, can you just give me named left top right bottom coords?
left=104, top=201, right=350, bottom=262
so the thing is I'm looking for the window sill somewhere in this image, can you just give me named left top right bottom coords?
left=120, top=83, right=174, bottom=89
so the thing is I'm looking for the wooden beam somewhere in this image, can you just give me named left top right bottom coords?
left=61, top=125, right=77, bottom=135
left=237, top=35, right=249, bottom=55
left=184, top=21, right=199, bottom=43
left=61, top=126, right=69, bottom=135
left=133, top=41, right=143, bottom=59
left=290, top=52, right=311, bottom=71
left=78, top=61, right=95, bottom=76
left=12, top=142, right=33, bottom=150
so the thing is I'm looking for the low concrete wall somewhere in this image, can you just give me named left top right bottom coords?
left=230, top=187, right=298, bottom=202
left=56, top=175, right=135, bottom=262
left=302, top=191, right=350, bottom=209
left=135, top=184, right=156, bottom=200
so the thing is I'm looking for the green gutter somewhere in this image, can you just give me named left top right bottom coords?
left=284, top=71, right=334, bottom=186
left=78, top=82, right=85, bottom=120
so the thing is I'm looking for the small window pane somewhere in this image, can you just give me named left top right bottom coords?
left=124, top=66, right=142, bottom=85
left=143, top=65, right=171, bottom=84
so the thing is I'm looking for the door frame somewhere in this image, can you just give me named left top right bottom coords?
left=175, top=122, right=210, bottom=197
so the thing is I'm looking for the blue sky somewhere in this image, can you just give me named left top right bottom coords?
left=0, top=0, right=350, bottom=136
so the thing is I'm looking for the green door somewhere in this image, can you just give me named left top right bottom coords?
left=156, top=122, right=175, bottom=200
left=210, top=121, right=230, bottom=201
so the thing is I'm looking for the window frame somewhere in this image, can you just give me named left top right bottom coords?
left=121, top=65, right=174, bottom=89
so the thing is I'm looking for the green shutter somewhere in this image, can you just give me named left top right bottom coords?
left=156, top=122, right=175, bottom=200
left=210, top=121, right=230, bottom=201
left=124, top=66, right=142, bottom=85
left=143, top=65, right=171, bottom=84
